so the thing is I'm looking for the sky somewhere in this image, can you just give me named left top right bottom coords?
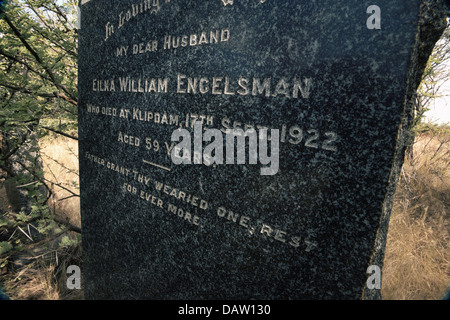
left=424, top=75, right=450, bottom=125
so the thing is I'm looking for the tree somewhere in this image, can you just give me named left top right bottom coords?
left=0, top=0, right=79, bottom=266
left=415, top=23, right=450, bottom=126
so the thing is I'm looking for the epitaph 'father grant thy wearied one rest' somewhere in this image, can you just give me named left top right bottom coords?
left=77, top=0, right=449, bottom=299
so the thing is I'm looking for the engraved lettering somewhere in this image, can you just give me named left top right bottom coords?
left=176, top=75, right=311, bottom=99
left=252, top=78, right=271, bottom=97
left=163, top=28, right=230, bottom=50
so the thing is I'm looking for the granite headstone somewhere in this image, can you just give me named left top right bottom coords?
left=78, top=0, right=448, bottom=299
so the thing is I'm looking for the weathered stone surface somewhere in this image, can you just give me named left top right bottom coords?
left=78, top=0, right=448, bottom=299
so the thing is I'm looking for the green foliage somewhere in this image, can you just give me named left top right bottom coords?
left=0, top=0, right=79, bottom=262
left=0, top=241, right=13, bottom=255
left=59, top=234, right=80, bottom=248
left=0, top=0, right=78, bottom=130
left=15, top=211, right=29, bottom=222
left=0, top=216, right=11, bottom=227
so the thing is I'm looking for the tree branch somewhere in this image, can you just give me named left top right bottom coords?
left=0, top=48, right=50, bottom=81
left=57, top=92, right=78, bottom=106
left=2, top=12, right=77, bottom=103
left=0, top=82, right=55, bottom=98
left=0, top=83, right=77, bottom=106
left=0, top=131, right=29, bottom=162
left=40, top=125, right=78, bottom=141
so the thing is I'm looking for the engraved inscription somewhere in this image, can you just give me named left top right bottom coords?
left=163, top=28, right=230, bottom=50
left=83, top=0, right=334, bottom=255
left=91, top=74, right=312, bottom=99
left=85, top=102, right=339, bottom=153
left=84, top=151, right=318, bottom=252
left=175, top=75, right=311, bottom=99
left=104, top=0, right=172, bottom=41
left=116, top=28, right=230, bottom=57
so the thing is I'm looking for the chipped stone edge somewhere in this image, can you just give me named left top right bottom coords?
left=361, top=0, right=448, bottom=300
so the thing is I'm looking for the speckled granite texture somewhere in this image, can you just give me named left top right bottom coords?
left=78, top=0, right=448, bottom=299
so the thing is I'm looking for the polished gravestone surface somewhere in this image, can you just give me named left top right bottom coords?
left=78, top=0, right=448, bottom=299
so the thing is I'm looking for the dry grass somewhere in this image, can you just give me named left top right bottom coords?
left=382, top=130, right=450, bottom=300
left=7, top=265, right=61, bottom=300
left=2, top=244, right=83, bottom=300
left=38, top=134, right=80, bottom=229
left=1, top=134, right=83, bottom=300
